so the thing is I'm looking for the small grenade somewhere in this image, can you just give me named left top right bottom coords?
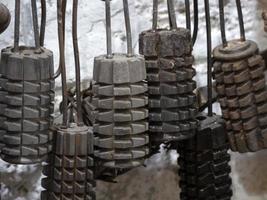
left=41, top=0, right=95, bottom=199
left=139, top=0, right=198, bottom=152
left=213, top=0, right=267, bottom=153
left=0, top=3, right=10, bottom=34
left=92, top=0, right=149, bottom=170
left=0, top=0, right=55, bottom=164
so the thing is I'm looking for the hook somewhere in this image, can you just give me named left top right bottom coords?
left=204, top=0, right=213, bottom=116
left=57, top=0, right=68, bottom=127
left=123, top=0, right=133, bottom=57
left=72, top=0, right=83, bottom=125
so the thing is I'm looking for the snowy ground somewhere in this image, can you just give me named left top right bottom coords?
left=1, top=0, right=267, bottom=199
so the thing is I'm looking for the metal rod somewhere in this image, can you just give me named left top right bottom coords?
left=40, top=0, right=46, bottom=46
left=235, top=0, right=246, bottom=41
left=219, top=0, right=227, bottom=47
left=152, top=0, right=158, bottom=30
left=57, top=0, right=68, bottom=127
left=192, top=0, right=198, bottom=45
left=105, top=0, right=112, bottom=58
left=31, top=0, right=41, bottom=49
left=72, top=0, right=83, bottom=125
left=123, top=0, right=133, bottom=56
left=167, top=0, right=177, bottom=29
left=185, top=0, right=191, bottom=32
left=204, top=0, right=213, bottom=116
left=14, top=0, right=20, bottom=52
left=54, top=0, right=66, bottom=79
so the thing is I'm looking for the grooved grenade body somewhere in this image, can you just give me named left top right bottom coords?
left=178, top=114, right=232, bottom=200
left=213, top=40, right=267, bottom=152
left=0, top=47, right=55, bottom=164
left=139, top=28, right=198, bottom=150
left=92, top=54, right=149, bottom=169
left=41, top=124, right=95, bottom=200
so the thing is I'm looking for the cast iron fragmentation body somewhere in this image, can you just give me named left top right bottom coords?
left=41, top=124, right=96, bottom=200
left=178, top=114, right=232, bottom=200
left=139, top=28, right=198, bottom=150
left=213, top=40, right=267, bottom=152
left=0, top=3, right=11, bottom=34
left=0, top=46, right=55, bottom=164
left=92, top=54, right=149, bottom=169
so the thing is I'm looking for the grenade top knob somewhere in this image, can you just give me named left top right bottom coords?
left=0, top=3, right=11, bottom=34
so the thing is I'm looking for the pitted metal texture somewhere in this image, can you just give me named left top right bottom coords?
left=92, top=54, right=149, bottom=169
left=41, top=124, right=96, bottom=200
left=139, top=28, right=198, bottom=151
left=178, top=114, right=232, bottom=200
left=213, top=40, right=267, bottom=153
left=0, top=46, right=55, bottom=164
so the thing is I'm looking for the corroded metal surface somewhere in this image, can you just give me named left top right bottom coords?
left=139, top=31, right=197, bottom=150
left=213, top=40, right=267, bottom=153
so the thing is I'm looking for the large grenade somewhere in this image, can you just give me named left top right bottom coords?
left=213, top=0, right=267, bottom=153
left=0, top=0, right=54, bottom=164
left=41, top=0, right=96, bottom=199
left=139, top=0, right=198, bottom=151
left=178, top=1, right=232, bottom=199
left=92, top=0, right=149, bottom=170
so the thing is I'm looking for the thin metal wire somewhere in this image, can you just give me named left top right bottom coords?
left=167, top=0, right=177, bottom=29
left=40, top=0, right=46, bottom=46
left=72, top=0, right=83, bottom=125
left=219, top=0, right=227, bottom=47
left=14, top=0, right=20, bottom=52
left=123, top=0, right=133, bottom=57
left=235, top=0, right=246, bottom=41
left=185, top=0, right=191, bottom=32
left=192, top=0, right=198, bottom=45
left=54, top=0, right=66, bottom=79
left=152, top=0, right=158, bottom=30
left=31, top=0, right=41, bottom=49
left=105, top=0, right=112, bottom=58
left=204, top=0, right=212, bottom=116
left=57, top=0, right=68, bottom=127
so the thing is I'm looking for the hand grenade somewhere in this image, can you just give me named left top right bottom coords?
left=139, top=0, right=198, bottom=151
left=178, top=1, right=232, bottom=199
left=92, top=0, right=149, bottom=170
left=0, top=0, right=55, bottom=164
left=178, top=114, right=232, bottom=200
left=41, top=1, right=95, bottom=199
left=0, top=3, right=10, bottom=34
left=213, top=0, right=267, bottom=152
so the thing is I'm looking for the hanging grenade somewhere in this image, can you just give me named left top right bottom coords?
left=0, top=1, right=55, bottom=164
left=178, top=114, right=232, bottom=200
left=41, top=125, right=95, bottom=200
left=139, top=0, right=198, bottom=151
left=213, top=40, right=267, bottom=152
left=92, top=0, right=149, bottom=170
left=0, top=3, right=11, bottom=34
left=213, top=0, right=267, bottom=153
